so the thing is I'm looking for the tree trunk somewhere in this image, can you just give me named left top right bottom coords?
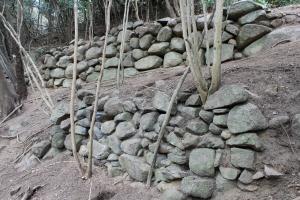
left=165, top=0, right=177, bottom=18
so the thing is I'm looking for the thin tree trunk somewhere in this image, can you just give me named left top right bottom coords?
left=134, top=0, right=140, bottom=21
left=165, top=0, right=177, bottom=18
left=88, top=0, right=94, bottom=43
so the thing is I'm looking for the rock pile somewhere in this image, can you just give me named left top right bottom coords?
left=38, top=0, right=300, bottom=88
left=32, top=84, right=284, bottom=199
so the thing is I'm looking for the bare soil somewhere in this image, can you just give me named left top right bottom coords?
left=0, top=36, right=300, bottom=200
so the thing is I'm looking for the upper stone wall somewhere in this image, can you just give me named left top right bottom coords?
left=39, top=0, right=300, bottom=88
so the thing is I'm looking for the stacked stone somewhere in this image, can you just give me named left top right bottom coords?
left=38, top=0, right=300, bottom=88
left=43, top=84, right=272, bottom=199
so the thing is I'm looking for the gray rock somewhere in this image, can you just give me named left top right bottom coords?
left=177, top=105, right=200, bottom=118
left=135, top=22, right=162, bottom=37
left=117, top=30, right=134, bottom=43
left=75, top=125, right=87, bottom=136
left=76, top=118, right=90, bottom=128
left=153, top=91, right=176, bottom=114
left=219, top=167, right=241, bottom=180
left=120, top=138, right=141, bottom=155
left=160, top=189, right=186, bottom=200
left=104, top=97, right=124, bottom=117
left=139, top=34, right=154, bottom=50
left=227, top=0, right=262, bottom=19
left=264, top=165, right=283, bottom=178
left=199, top=110, right=214, bottom=124
left=170, top=37, right=185, bottom=53
left=132, top=49, right=148, bottom=60
left=243, top=25, right=300, bottom=56
left=214, top=149, right=223, bottom=167
left=50, top=102, right=70, bottom=125
left=44, top=55, right=57, bottom=68
left=157, top=26, right=173, bottom=42
left=205, top=44, right=234, bottom=65
left=231, top=148, right=255, bottom=169
left=225, top=24, right=240, bottom=36
left=107, top=164, right=124, bottom=177
left=119, top=154, right=150, bottom=182
left=133, top=20, right=144, bottom=29
left=181, top=176, right=215, bottom=199
left=182, top=132, right=199, bottom=149
left=85, top=47, right=102, bottom=60
left=130, top=37, right=139, bottom=49
left=51, top=132, right=66, bottom=149
left=226, top=133, right=263, bottom=151
left=221, top=129, right=232, bottom=140
left=291, top=114, right=300, bottom=136
left=89, top=140, right=110, bottom=160
left=239, top=170, right=253, bottom=184
left=237, top=24, right=272, bottom=49
left=64, top=134, right=84, bottom=151
left=189, top=148, right=215, bottom=176
left=252, top=171, right=264, bottom=180
left=115, top=121, right=136, bottom=139
left=167, top=148, right=187, bottom=165
left=123, top=100, right=137, bottom=113
left=143, top=131, right=158, bottom=141
left=227, top=103, right=268, bottom=134
left=148, top=42, right=169, bottom=56
left=185, top=94, right=202, bottom=106
left=202, top=29, right=233, bottom=47
left=198, top=133, right=225, bottom=149
left=155, top=164, right=188, bottom=182
left=213, top=114, right=228, bottom=127
left=209, top=123, right=223, bottom=135
left=166, top=132, right=184, bottom=150
left=114, top=112, right=132, bottom=123
left=104, top=57, right=119, bottom=68
left=50, top=68, right=65, bottom=78
left=186, top=119, right=208, bottom=135
left=56, top=56, right=70, bottom=68
left=77, top=60, right=89, bottom=73
left=163, top=52, right=183, bottom=68
left=31, top=140, right=51, bottom=158
left=173, top=23, right=183, bottom=37
left=269, top=115, right=290, bottom=129
left=140, top=112, right=159, bottom=131
left=204, top=85, right=249, bottom=110
left=169, top=115, right=185, bottom=127
left=107, top=135, right=122, bottom=155
left=239, top=9, right=267, bottom=25
left=101, top=120, right=116, bottom=135
left=134, top=55, right=163, bottom=70
left=215, top=172, right=236, bottom=192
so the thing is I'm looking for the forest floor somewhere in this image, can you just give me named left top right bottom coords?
left=0, top=37, right=300, bottom=200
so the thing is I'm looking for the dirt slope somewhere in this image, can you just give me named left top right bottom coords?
left=0, top=40, right=299, bottom=200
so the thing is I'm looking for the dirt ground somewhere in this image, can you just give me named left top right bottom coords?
left=0, top=36, right=300, bottom=200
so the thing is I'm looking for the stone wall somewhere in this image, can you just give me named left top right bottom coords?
left=39, top=0, right=300, bottom=88
left=32, top=83, right=286, bottom=199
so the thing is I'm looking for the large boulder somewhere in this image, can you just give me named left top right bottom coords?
left=227, top=103, right=268, bottom=134
left=119, top=154, right=150, bottom=182
left=204, top=85, right=249, bottom=110
left=163, top=52, right=183, bottom=68
left=189, top=148, right=215, bottom=177
left=85, top=47, right=102, bottom=60
left=148, top=42, right=170, bottom=56
left=202, top=29, right=233, bottom=47
left=238, top=9, right=267, bottom=25
left=134, top=56, right=162, bottom=70
left=139, top=34, right=154, bottom=50
left=237, top=24, right=272, bottom=49
left=117, top=30, right=134, bottom=43
left=205, top=44, right=234, bottom=65
left=181, top=176, right=215, bottom=199
left=170, top=37, right=185, bottom=53
left=105, top=44, right=117, bottom=58
left=157, top=26, right=173, bottom=42
left=243, top=25, right=300, bottom=56
left=227, top=0, right=263, bottom=19
left=135, top=22, right=162, bottom=37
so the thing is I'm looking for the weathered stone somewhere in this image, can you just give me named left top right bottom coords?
left=167, top=148, right=187, bottom=165
left=101, top=120, right=116, bottom=135
left=140, top=112, right=159, bottom=131
left=75, top=125, right=87, bottom=136
left=226, top=133, right=263, bottom=151
left=170, top=37, right=185, bottom=53
left=117, top=30, right=134, bottom=43
left=189, top=148, right=215, bottom=176
left=104, top=57, right=118, bottom=68
left=114, top=112, right=132, bottom=123
left=157, top=26, right=173, bottom=42
left=269, top=115, right=290, bottom=129
left=119, top=154, right=150, bottom=182
left=291, top=114, right=300, bottom=136
left=107, top=135, right=122, bottom=155
left=252, top=171, right=264, bottom=180
left=181, top=176, right=215, bottom=199
left=238, top=9, right=267, bottom=25
left=89, top=140, right=110, bottom=160
left=221, top=129, right=232, bottom=140
left=160, top=189, right=186, bottom=200
left=155, top=164, right=188, bottom=182
left=153, top=91, right=176, bottom=114
left=173, top=23, right=183, bottom=37
left=163, top=52, right=183, bottom=68
left=56, top=56, right=70, bottom=68
left=225, top=24, right=240, bottom=36
left=31, top=140, right=51, bottom=158
left=264, top=165, right=283, bottom=178
left=239, top=170, right=253, bottom=184
left=169, top=115, right=185, bottom=127
left=209, top=123, right=223, bottom=135
left=135, top=22, right=162, bottom=37
left=115, top=122, right=136, bottom=139
left=205, top=44, right=234, bottom=65
left=148, top=42, right=169, bottom=56
left=202, top=29, right=233, bottom=47
left=213, top=114, right=228, bottom=127
left=51, top=132, right=66, bottom=149
left=139, top=34, right=154, bottom=50
left=134, top=55, right=163, bottom=70
left=132, top=49, right=148, bottom=60
left=85, top=47, right=102, bottom=60
left=219, top=167, right=241, bottom=180
left=199, top=110, right=214, bottom=124
left=104, top=97, right=124, bottom=117
left=50, top=68, right=65, bottom=78
left=237, top=182, right=258, bottom=192
left=177, top=105, right=200, bottom=118
left=122, top=100, right=137, bottom=113
left=121, top=138, right=141, bottom=155
left=227, top=103, right=268, bottom=134
left=182, top=132, right=199, bottom=149
left=50, top=102, right=70, bottom=125
left=227, top=0, right=262, bottom=19
left=215, top=172, right=236, bottom=192
left=185, top=94, right=202, bottom=106
left=237, top=24, right=272, bottom=49
left=64, top=134, right=84, bottom=151
left=166, top=132, right=184, bottom=150
left=198, top=133, right=225, bottom=149
left=231, top=148, right=255, bottom=169
left=204, top=85, right=249, bottom=110
left=186, top=119, right=208, bottom=135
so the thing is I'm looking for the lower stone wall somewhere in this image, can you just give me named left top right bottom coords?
left=33, top=84, right=288, bottom=199
left=38, top=1, right=300, bottom=88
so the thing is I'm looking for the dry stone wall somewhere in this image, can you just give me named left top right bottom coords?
left=39, top=0, right=300, bottom=88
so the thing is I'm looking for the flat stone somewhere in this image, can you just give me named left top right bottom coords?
left=119, top=154, right=150, bottom=182
left=264, top=165, right=283, bottom=178
left=198, top=133, right=225, bottom=149
left=219, top=167, right=241, bottom=180
left=239, top=169, right=253, bottom=184
left=189, top=148, right=215, bottom=177
left=204, top=85, right=249, bottom=110
left=226, top=133, right=263, bottom=151
left=177, top=105, right=200, bottom=119
left=166, top=132, right=184, bottom=150
left=227, top=0, right=263, bottom=19
left=114, top=112, right=132, bottom=123
left=181, top=176, right=215, bottom=199
left=168, top=148, right=187, bottom=165
left=230, top=148, right=255, bottom=169
left=199, top=110, right=214, bottom=124
left=238, top=9, right=267, bottom=25
left=227, top=103, right=268, bottom=134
